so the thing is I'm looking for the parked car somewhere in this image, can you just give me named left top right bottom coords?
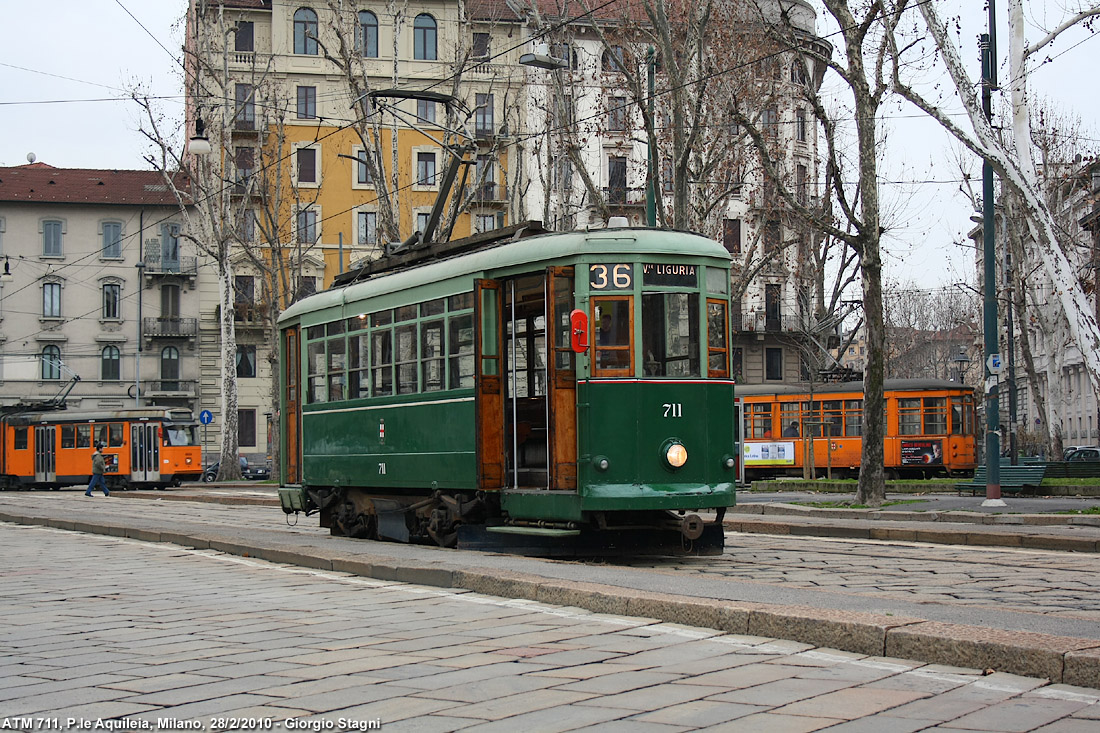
left=1065, top=447, right=1100, bottom=462
left=202, top=457, right=270, bottom=482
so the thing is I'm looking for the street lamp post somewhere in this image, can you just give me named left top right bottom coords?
left=135, top=261, right=144, bottom=407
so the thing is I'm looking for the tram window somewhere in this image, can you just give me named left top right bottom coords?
left=780, top=404, right=801, bottom=437
left=372, top=329, right=394, bottom=396
left=371, top=309, right=393, bottom=327
left=14, top=428, right=28, bottom=450
left=395, top=305, right=418, bottom=322
left=347, top=314, right=368, bottom=332
left=348, top=334, right=370, bottom=398
left=706, top=267, right=728, bottom=295
left=845, top=400, right=863, bottom=436
left=898, top=398, right=921, bottom=435
left=61, top=425, right=76, bottom=449
left=328, top=338, right=347, bottom=401
left=327, top=320, right=345, bottom=336
left=822, top=401, right=843, bottom=436
left=307, top=325, right=324, bottom=340
left=164, top=427, right=196, bottom=446
left=97, top=423, right=125, bottom=448
left=923, top=397, right=947, bottom=435
left=77, top=425, right=91, bottom=448
left=307, top=341, right=327, bottom=403
left=448, top=313, right=475, bottom=389
left=592, top=297, right=632, bottom=375
left=641, top=292, right=699, bottom=377
left=395, top=324, right=417, bottom=394
left=449, top=292, right=474, bottom=311
left=422, top=298, right=445, bottom=317
left=552, top=275, right=576, bottom=373
left=749, top=403, right=773, bottom=438
left=706, top=299, right=728, bottom=378
left=422, top=320, right=444, bottom=392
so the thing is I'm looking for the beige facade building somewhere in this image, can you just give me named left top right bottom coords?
left=0, top=164, right=201, bottom=413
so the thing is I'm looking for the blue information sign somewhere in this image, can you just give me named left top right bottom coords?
left=200, top=410, right=214, bottom=425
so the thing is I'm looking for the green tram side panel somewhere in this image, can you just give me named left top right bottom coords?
left=501, top=380, right=736, bottom=523
left=301, top=392, right=477, bottom=491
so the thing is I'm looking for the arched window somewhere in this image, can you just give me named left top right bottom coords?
left=161, top=346, right=180, bottom=391
left=293, top=8, right=318, bottom=55
left=41, top=345, right=61, bottom=380
left=101, top=346, right=121, bottom=381
left=413, top=14, right=437, bottom=60
left=358, top=11, right=378, bottom=58
left=602, top=46, right=625, bottom=72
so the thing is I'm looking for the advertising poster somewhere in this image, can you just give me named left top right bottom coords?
left=744, top=441, right=797, bottom=466
left=900, top=439, right=943, bottom=466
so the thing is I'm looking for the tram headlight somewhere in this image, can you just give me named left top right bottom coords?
left=662, top=441, right=688, bottom=470
left=593, top=455, right=610, bottom=471
left=722, top=455, right=736, bottom=470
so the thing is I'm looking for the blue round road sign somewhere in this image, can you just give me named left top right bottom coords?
left=200, top=410, right=214, bottom=425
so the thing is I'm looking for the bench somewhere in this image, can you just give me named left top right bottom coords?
left=955, top=464, right=1047, bottom=495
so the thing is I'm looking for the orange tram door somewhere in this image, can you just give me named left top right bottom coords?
left=1, top=412, right=202, bottom=490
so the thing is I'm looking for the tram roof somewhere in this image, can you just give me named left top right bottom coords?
left=279, top=227, right=729, bottom=325
left=735, top=378, right=972, bottom=397
left=1, top=407, right=195, bottom=424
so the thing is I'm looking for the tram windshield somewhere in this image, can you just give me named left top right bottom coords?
left=642, top=292, right=700, bottom=377
left=164, top=425, right=198, bottom=446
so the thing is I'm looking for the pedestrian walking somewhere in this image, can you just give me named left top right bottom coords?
left=85, top=443, right=110, bottom=497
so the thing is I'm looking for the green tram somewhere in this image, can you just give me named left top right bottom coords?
left=277, top=225, right=737, bottom=553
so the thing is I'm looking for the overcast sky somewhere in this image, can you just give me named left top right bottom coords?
left=1, top=1, right=1096, bottom=288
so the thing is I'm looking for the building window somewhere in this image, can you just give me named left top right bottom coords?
left=416, top=212, right=431, bottom=232
left=358, top=211, right=378, bottom=245
left=236, top=345, right=257, bottom=378
left=103, top=283, right=120, bottom=319
left=297, top=86, right=316, bottom=119
left=43, top=282, right=61, bottom=318
left=238, top=209, right=256, bottom=243
left=355, top=149, right=373, bottom=184
left=235, top=84, right=255, bottom=129
left=102, top=222, right=122, bottom=258
left=472, top=32, right=490, bottom=58
left=101, top=346, right=121, bottom=381
left=413, top=14, right=437, bottom=60
left=235, top=147, right=254, bottom=192
left=297, top=209, right=317, bottom=243
left=293, top=8, right=318, bottom=55
left=608, top=96, right=627, bottom=132
left=791, top=60, right=809, bottom=85
left=43, top=220, right=63, bottom=256
left=765, top=347, right=783, bottom=381
left=476, top=214, right=497, bottom=233
left=796, top=164, right=808, bottom=204
left=235, top=21, right=254, bottom=52
left=160, top=223, right=180, bottom=268
left=764, top=219, right=781, bottom=250
left=417, top=98, right=435, bottom=125
left=161, top=346, right=180, bottom=390
left=602, top=45, right=625, bottom=72
left=796, top=108, right=807, bottom=142
left=41, top=345, right=62, bottom=380
left=416, top=152, right=436, bottom=186
left=297, top=276, right=317, bottom=299
left=358, top=11, right=378, bottom=57
left=762, top=106, right=778, bottom=138
left=239, top=409, right=257, bottom=447
left=608, top=156, right=628, bottom=204
left=475, top=93, right=494, bottom=138
left=722, top=219, right=741, bottom=255
left=161, top=282, right=181, bottom=320
left=297, top=147, right=317, bottom=183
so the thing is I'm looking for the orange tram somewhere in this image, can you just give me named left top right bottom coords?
left=0, top=408, right=202, bottom=490
left=738, top=379, right=978, bottom=481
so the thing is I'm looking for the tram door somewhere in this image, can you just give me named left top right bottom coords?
left=547, top=267, right=577, bottom=491
left=131, top=422, right=160, bottom=484
left=34, top=426, right=56, bottom=483
left=475, top=279, right=505, bottom=489
left=284, top=325, right=301, bottom=484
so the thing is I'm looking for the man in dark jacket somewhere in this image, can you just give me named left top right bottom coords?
left=85, top=443, right=110, bottom=497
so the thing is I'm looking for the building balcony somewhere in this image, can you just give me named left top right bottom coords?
left=144, top=317, right=198, bottom=338
left=144, top=379, right=197, bottom=398
left=143, top=254, right=198, bottom=280
left=604, top=187, right=647, bottom=207
left=468, top=61, right=505, bottom=78
left=740, top=312, right=798, bottom=333
left=234, top=302, right=270, bottom=328
left=472, top=182, right=507, bottom=205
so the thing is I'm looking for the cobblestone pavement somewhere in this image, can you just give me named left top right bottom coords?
left=637, top=534, right=1100, bottom=621
left=4, top=523, right=1100, bottom=732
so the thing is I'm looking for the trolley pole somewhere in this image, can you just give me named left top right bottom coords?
left=980, top=1, right=1004, bottom=506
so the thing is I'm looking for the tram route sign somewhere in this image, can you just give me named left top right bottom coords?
left=200, top=410, right=214, bottom=425
left=986, top=353, right=1002, bottom=375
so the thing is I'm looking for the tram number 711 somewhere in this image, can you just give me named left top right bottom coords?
left=663, top=403, right=683, bottom=418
